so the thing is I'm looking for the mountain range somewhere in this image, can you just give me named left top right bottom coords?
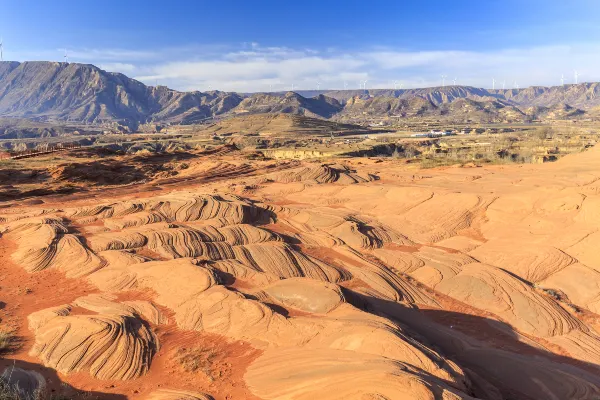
left=296, top=84, right=600, bottom=109
left=0, top=61, right=241, bottom=127
left=1, top=61, right=599, bottom=129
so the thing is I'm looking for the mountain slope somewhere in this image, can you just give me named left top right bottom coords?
left=334, top=95, right=528, bottom=123
left=200, top=113, right=367, bottom=136
left=338, top=96, right=437, bottom=118
left=232, top=92, right=342, bottom=118
left=525, top=103, right=586, bottom=121
left=491, top=83, right=600, bottom=108
left=0, top=117, right=103, bottom=139
left=300, top=83, right=600, bottom=109
left=439, top=98, right=526, bottom=123
left=0, top=61, right=242, bottom=127
left=0, top=61, right=599, bottom=128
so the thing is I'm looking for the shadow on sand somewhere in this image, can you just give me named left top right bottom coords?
left=0, top=359, right=127, bottom=400
left=344, top=289, right=600, bottom=400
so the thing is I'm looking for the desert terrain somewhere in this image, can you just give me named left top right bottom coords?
left=1, top=61, right=600, bottom=400
left=1, top=133, right=600, bottom=399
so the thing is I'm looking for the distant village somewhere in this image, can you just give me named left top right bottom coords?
left=410, top=128, right=517, bottom=138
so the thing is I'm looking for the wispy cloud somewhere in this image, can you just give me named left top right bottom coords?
left=8, top=42, right=600, bottom=92
left=99, top=63, right=137, bottom=73
left=134, top=43, right=600, bottom=92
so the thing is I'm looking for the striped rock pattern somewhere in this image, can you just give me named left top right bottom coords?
left=28, top=295, right=159, bottom=380
left=3, top=146, right=600, bottom=398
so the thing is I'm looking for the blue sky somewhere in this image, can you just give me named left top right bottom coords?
left=2, top=0, right=600, bottom=91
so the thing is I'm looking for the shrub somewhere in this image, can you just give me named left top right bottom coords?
left=0, top=380, right=23, bottom=400
left=0, top=331, right=14, bottom=355
left=174, top=346, right=219, bottom=382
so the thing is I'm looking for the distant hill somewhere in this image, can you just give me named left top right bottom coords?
left=0, top=117, right=103, bottom=139
left=338, top=96, right=437, bottom=119
left=438, top=98, right=527, bottom=123
left=490, top=84, right=600, bottom=108
left=525, top=103, right=586, bottom=121
left=334, top=95, right=530, bottom=123
left=297, top=84, right=600, bottom=109
left=232, top=92, right=342, bottom=118
left=311, top=86, right=493, bottom=106
left=1, top=61, right=599, bottom=129
left=200, top=113, right=368, bottom=137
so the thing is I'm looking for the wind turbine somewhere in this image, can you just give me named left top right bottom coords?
left=393, top=80, right=398, bottom=90
left=492, top=78, right=496, bottom=90
left=574, top=70, right=579, bottom=84
left=64, top=49, right=69, bottom=64
left=453, top=77, right=457, bottom=86
left=561, top=74, right=564, bottom=86
left=362, top=80, right=368, bottom=93
left=502, top=80, right=506, bottom=90
left=514, top=81, right=519, bottom=89
left=269, top=83, right=273, bottom=92
left=0, top=37, right=3, bottom=62
left=344, top=81, right=348, bottom=90
left=291, top=83, right=295, bottom=91
left=316, top=81, right=321, bottom=91
left=441, top=75, right=447, bottom=87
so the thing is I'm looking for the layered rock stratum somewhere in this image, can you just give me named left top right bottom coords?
left=2, top=144, right=600, bottom=399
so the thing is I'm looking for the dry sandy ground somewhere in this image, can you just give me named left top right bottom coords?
left=2, top=144, right=600, bottom=399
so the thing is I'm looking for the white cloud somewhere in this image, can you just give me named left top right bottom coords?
left=132, top=43, right=600, bottom=92
left=9, top=42, right=600, bottom=92
left=99, top=62, right=137, bottom=73
left=364, top=45, right=600, bottom=88
left=367, top=50, right=470, bottom=69
left=134, top=45, right=368, bottom=91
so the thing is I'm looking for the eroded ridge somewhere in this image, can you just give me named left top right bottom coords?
left=3, top=146, right=600, bottom=399
left=28, top=294, right=160, bottom=380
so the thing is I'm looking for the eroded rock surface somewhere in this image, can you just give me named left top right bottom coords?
left=3, top=145, right=600, bottom=399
